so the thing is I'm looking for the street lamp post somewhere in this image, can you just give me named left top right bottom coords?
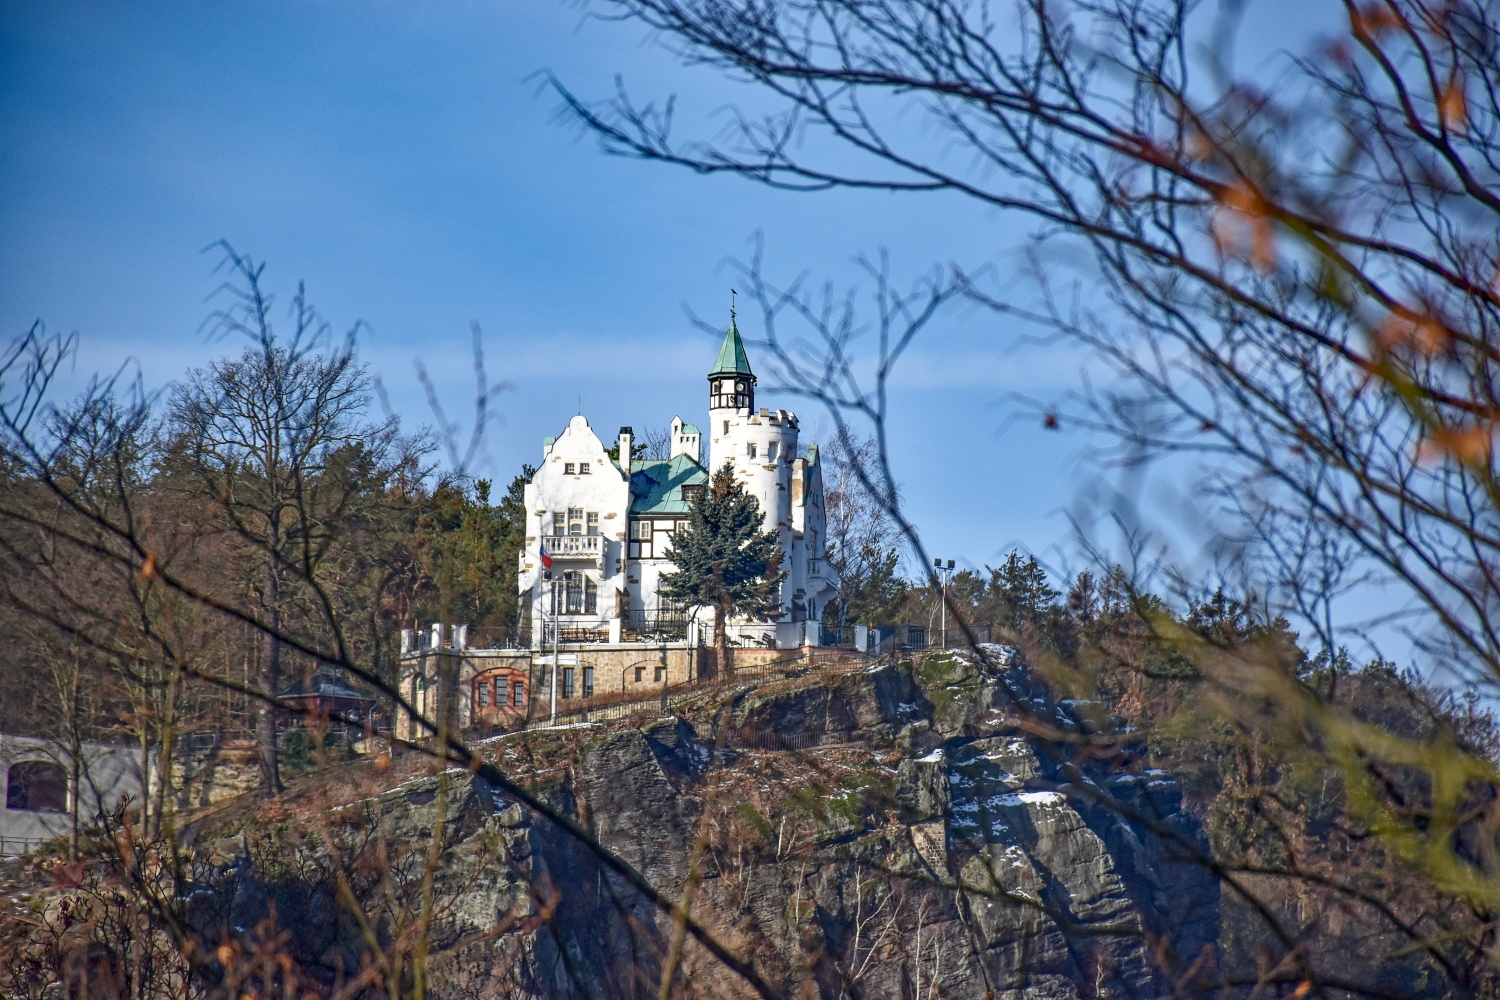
left=933, top=558, right=955, bottom=648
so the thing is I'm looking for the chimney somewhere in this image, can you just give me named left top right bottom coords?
left=618, top=426, right=634, bottom=476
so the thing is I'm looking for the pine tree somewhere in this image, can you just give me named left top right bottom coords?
left=660, top=462, right=782, bottom=676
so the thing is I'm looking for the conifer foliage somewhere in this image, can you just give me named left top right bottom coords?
left=660, top=461, right=782, bottom=676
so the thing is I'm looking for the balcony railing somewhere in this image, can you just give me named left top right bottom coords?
left=544, top=534, right=604, bottom=558
left=621, top=611, right=691, bottom=643
left=540, top=621, right=611, bottom=645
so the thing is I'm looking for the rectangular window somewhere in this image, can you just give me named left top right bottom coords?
left=747, top=443, right=757, bottom=459
left=768, top=442, right=778, bottom=462
left=654, top=666, right=665, bottom=682
left=682, top=485, right=704, bottom=504
left=633, top=521, right=652, bottom=540
left=553, top=512, right=566, bottom=536
left=723, top=420, right=730, bottom=435
left=634, top=666, right=644, bottom=682
left=568, top=507, right=584, bottom=535
left=585, top=577, right=597, bottom=614
left=564, top=462, right=576, bottom=475
left=579, top=462, right=590, bottom=474
left=512, top=681, right=525, bottom=707
left=477, top=682, right=489, bottom=707
left=582, top=666, right=595, bottom=698
left=586, top=512, right=599, bottom=535
left=562, top=667, right=575, bottom=699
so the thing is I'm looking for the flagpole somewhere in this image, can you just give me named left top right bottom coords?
left=550, top=596, right=559, bottom=726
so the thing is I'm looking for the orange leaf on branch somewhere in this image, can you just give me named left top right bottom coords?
left=1416, top=424, right=1493, bottom=465
left=1374, top=309, right=1449, bottom=355
left=1439, top=74, right=1468, bottom=133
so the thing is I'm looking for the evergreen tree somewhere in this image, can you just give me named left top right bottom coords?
left=660, top=462, right=782, bottom=676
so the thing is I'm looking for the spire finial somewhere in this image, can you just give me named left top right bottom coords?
left=730, top=288, right=737, bottom=323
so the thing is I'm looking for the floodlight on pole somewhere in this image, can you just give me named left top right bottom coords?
left=934, top=558, right=955, bottom=649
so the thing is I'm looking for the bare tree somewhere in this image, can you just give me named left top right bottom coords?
left=0, top=264, right=790, bottom=1000
left=823, top=430, right=906, bottom=628
left=550, top=0, right=1500, bottom=993
left=165, top=247, right=399, bottom=795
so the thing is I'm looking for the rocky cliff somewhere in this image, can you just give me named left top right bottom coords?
left=200, top=649, right=1217, bottom=998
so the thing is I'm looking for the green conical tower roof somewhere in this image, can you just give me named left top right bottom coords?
left=709, top=317, right=755, bottom=379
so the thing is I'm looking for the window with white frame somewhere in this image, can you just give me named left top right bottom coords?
left=629, top=519, right=654, bottom=559
left=586, top=511, right=599, bottom=535
left=579, top=462, right=590, bottom=474
left=568, top=508, right=585, bottom=535
left=564, top=462, right=576, bottom=475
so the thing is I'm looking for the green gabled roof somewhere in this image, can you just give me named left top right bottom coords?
left=629, top=454, right=708, bottom=515
left=709, top=318, right=754, bottom=378
left=680, top=423, right=700, bottom=435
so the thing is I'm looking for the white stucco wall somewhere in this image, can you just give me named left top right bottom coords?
left=0, top=735, right=146, bottom=853
left=520, top=415, right=631, bottom=635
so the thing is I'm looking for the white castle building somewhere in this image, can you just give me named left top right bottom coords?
left=517, top=318, right=836, bottom=652
left=391, top=319, right=839, bottom=738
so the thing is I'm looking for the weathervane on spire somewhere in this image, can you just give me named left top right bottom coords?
left=730, top=288, right=737, bottom=322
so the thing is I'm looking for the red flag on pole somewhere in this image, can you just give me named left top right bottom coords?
left=540, top=541, right=553, bottom=570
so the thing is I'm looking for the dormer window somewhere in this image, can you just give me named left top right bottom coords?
left=682, top=485, right=705, bottom=504
left=564, top=462, right=576, bottom=475
left=579, top=462, right=590, bottom=475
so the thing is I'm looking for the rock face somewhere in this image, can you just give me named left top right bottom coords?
left=203, top=650, right=1217, bottom=998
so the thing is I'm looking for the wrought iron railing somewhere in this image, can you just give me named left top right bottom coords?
left=465, top=625, right=532, bottom=650
left=620, top=612, right=690, bottom=643
left=540, top=621, right=610, bottom=645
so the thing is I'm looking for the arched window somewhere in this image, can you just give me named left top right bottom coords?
left=7, top=761, right=67, bottom=813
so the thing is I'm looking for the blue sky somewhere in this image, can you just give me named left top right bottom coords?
left=0, top=2, right=1342, bottom=601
